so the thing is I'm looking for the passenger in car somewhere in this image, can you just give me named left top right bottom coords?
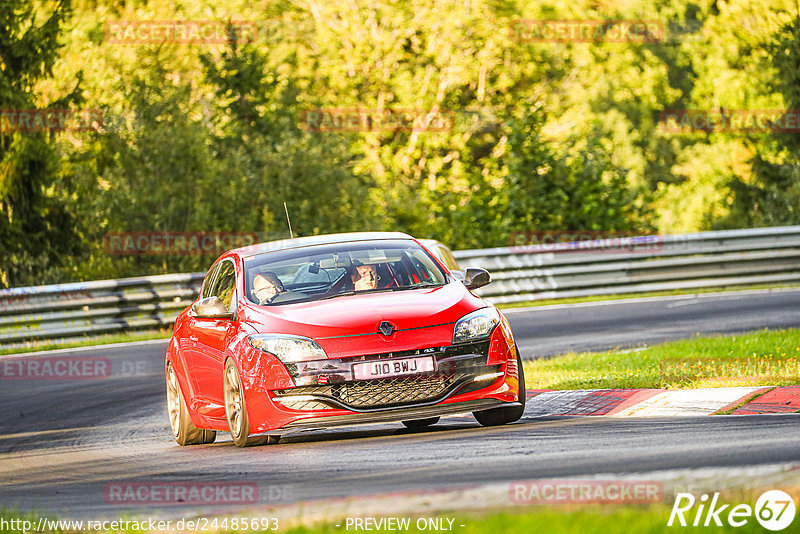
left=253, top=271, right=284, bottom=304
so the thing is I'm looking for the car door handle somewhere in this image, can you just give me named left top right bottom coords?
left=189, top=335, right=198, bottom=342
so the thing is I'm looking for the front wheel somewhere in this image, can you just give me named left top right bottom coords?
left=473, top=352, right=526, bottom=427
left=166, top=363, right=216, bottom=445
left=223, top=359, right=277, bottom=447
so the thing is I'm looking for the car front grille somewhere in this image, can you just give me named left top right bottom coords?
left=274, top=346, right=499, bottom=411
left=277, top=399, right=332, bottom=411
left=335, top=373, right=453, bottom=408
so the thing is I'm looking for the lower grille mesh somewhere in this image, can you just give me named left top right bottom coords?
left=276, top=399, right=332, bottom=411
left=275, top=354, right=498, bottom=410
left=336, top=374, right=453, bottom=408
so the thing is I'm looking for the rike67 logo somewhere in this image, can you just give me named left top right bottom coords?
left=668, top=490, right=796, bottom=530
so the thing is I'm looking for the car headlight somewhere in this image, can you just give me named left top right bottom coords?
left=248, top=334, right=327, bottom=363
left=453, top=307, right=500, bottom=344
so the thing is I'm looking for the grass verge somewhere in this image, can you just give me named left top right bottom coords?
left=0, top=329, right=171, bottom=356
left=522, top=328, right=800, bottom=390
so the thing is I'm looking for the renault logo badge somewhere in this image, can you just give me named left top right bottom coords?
left=378, top=321, right=395, bottom=336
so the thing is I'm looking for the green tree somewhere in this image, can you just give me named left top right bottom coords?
left=715, top=15, right=800, bottom=228
left=503, top=110, right=651, bottom=237
left=67, top=51, right=226, bottom=278
left=0, top=0, right=82, bottom=287
left=200, top=38, right=375, bottom=239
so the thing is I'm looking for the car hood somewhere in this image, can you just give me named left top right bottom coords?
left=242, top=282, right=487, bottom=356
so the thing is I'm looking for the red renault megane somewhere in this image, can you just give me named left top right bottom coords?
left=165, top=232, right=525, bottom=446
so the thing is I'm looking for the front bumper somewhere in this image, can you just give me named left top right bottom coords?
left=272, top=340, right=498, bottom=412
left=244, top=326, right=520, bottom=434
left=264, top=398, right=518, bottom=435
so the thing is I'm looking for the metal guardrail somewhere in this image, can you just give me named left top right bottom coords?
left=456, top=226, right=800, bottom=304
left=0, top=273, right=203, bottom=348
left=2, top=226, right=800, bottom=348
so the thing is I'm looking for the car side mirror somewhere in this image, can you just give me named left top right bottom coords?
left=192, top=296, right=234, bottom=320
left=450, top=270, right=465, bottom=282
left=463, top=268, right=491, bottom=290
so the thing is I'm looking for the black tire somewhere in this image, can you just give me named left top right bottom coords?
left=166, top=363, right=216, bottom=445
left=224, top=359, right=278, bottom=447
left=401, top=417, right=440, bottom=429
left=473, top=352, right=526, bottom=427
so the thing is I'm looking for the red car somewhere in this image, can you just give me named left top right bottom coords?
left=165, top=232, right=525, bottom=447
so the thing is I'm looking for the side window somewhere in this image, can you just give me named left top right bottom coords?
left=201, top=264, right=221, bottom=299
left=437, top=246, right=459, bottom=271
left=210, top=261, right=237, bottom=310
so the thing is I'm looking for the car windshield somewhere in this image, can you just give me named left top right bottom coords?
left=243, top=239, right=449, bottom=306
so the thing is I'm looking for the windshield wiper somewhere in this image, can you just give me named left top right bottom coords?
left=308, top=284, right=444, bottom=301
left=388, top=283, right=444, bottom=291
left=317, top=291, right=356, bottom=301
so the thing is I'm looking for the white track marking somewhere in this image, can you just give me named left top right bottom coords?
left=611, top=387, right=766, bottom=417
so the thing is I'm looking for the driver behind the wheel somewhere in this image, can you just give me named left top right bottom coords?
left=351, top=262, right=378, bottom=291
left=252, top=271, right=284, bottom=304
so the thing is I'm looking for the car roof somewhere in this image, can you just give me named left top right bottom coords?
left=417, top=238, right=444, bottom=248
left=233, top=231, right=415, bottom=258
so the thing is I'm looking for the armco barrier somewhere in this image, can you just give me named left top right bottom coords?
left=455, top=226, right=800, bottom=304
left=1, top=226, right=799, bottom=348
left=0, top=273, right=203, bottom=348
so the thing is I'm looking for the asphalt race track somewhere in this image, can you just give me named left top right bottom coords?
left=1, top=289, right=800, bottom=520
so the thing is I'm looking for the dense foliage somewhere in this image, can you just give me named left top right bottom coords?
left=1, top=0, right=799, bottom=287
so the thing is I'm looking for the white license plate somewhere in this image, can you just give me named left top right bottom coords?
left=352, top=356, right=435, bottom=380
